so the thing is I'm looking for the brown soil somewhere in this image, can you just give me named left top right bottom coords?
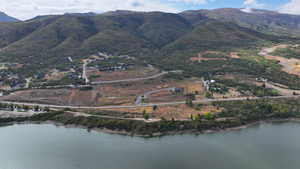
left=45, top=69, right=69, bottom=81
left=2, top=78, right=203, bottom=107
left=230, top=52, right=240, bottom=59
left=87, top=67, right=160, bottom=82
left=146, top=90, right=185, bottom=103
left=260, top=45, right=300, bottom=77
left=152, top=104, right=222, bottom=120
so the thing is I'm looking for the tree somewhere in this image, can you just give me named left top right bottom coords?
left=34, top=105, right=40, bottom=112
left=194, top=114, right=202, bottom=121
left=203, top=113, right=215, bottom=120
left=22, top=105, right=30, bottom=111
left=190, top=114, right=194, bottom=120
left=44, top=107, right=50, bottom=112
left=63, top=108, right=71, bottom=111
left=153, top=105, right=158, bottom=111
left=160, top=117, right=167, bottom=121
left=186, top=94, right=195, bottom=107
left=143, top=111, right=150, bottom=120
left=9, top=104, right=14, bottom=111
left=205, top=92, right=213, bottom=98
left=0, top=103, right=5, bottom=109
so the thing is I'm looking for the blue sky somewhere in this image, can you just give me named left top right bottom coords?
left=0, top=0, right=299, bottom=20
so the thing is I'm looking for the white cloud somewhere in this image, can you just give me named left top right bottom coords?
left=243, top=0, right=256, bottom=5
left=280, top=0, right=300, bottom=15
left=0, top=0, right=180, bottom=20
left=243, top=0, right=263, bottom=8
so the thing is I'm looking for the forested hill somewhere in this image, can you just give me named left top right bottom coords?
left=0, top=8, right=298, bottom=72
left=181, top=8, right=300, bottom=37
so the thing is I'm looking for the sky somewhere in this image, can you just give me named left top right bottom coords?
left=0, top=0, right=299, bottom=20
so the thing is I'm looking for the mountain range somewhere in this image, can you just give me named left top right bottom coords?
left=0, top=12, right=19, bottom=22
left=0, top=8, right=299, bottom=74
left=183, top=8, right=300, bottom=37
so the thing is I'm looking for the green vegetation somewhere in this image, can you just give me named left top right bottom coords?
left=89, top=74, right=101, bottom=80
left=215, top=99, right=300, bottom=122
left=1, top=98, right=299, bottom=137
left=154, top=56, right=300, bottom=90
left=181, top=8, right=300, bottom=37
left=0, top=11, right=297, bottom=80
left=88, top=57, right=137, bottom=68
left=0, top=12, right=192, bottom=77
left=205, top=92, right=213, bottom=98
left=201, top=53, right=227, bottom=58
left=44, top=75, right=85, bottom=86
left=164, top=72, right=187, bottom=81
left=185, top=94, right=195, bottom=107
left=0, top=10, right=299, bottom=92
left=212, top=79, right=280, bottom=97
left=143, top=111, right=150, bottom=120
left=271, top=47, right=300, bottom=59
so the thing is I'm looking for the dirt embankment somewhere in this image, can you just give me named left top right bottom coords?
left=259, top=45, right=300, bottom=77
left=0, top=89, right=102, bottom=107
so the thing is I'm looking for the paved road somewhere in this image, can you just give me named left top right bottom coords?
left=1, top=95, right=299, bottom=110
left=2, top=95, right=298, bottom=122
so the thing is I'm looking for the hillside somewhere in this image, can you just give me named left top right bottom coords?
left=0, top=12, right=19, bottom=22
left=0, top=12, right=195, bottom=70
left=162, top=19, right=281, bottom=54
left=180, top=8, right=300, bottom=37
left=0, top=9, right=298, bottom=79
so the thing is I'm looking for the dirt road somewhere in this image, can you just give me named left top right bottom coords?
left=135, top=87, right=176, bottom=105
left=82, top=60, right=90, bottom=84
left=265, top=82, right=300, bottom=96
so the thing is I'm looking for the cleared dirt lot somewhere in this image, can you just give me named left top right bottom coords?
left=152, top=104, right=222, bottom=120
left=87, top=104, right=221, bottom=120
left=87, top=66, right=160, bottom=82
left=1, top=78, right=205, bottom=107
left=45, top=69, right=71, bottom=81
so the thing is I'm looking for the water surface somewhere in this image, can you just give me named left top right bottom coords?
left=0, top=122, right=300, bottom=169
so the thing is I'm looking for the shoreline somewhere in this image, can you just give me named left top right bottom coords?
left=1, top=118, right=300, bottom=138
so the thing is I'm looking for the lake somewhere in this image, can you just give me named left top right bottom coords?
left=0, top=122, right=300, bottom=169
